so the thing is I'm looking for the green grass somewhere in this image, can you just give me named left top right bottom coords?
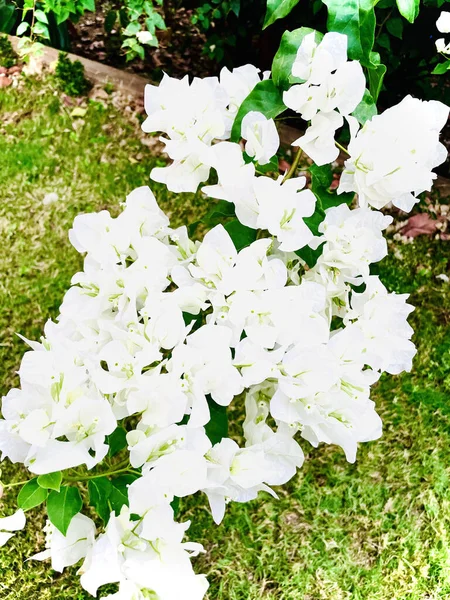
left=1, top=75, right=450, bottom=600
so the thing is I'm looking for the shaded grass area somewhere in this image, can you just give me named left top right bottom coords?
left=0, top=76, right=450, bottom=600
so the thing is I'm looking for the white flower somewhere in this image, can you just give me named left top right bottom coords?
left=338, top=97, right=449, bottom=212
left=0, top=509, right=26, bottom=547
left=436, top=11, right=450, bottom=33
left=136, top=30, right=153, bottom=45
left=293, top=110, right=343, bottom=166
left=31, top=514, right=95, bottom=572
left=436, top=37, right=450, bottom=54
left=292, top=31, right=348, bottom=85
left=255, top=176, right=316, bottom=251
left=241, top=111, right=280, bottom=164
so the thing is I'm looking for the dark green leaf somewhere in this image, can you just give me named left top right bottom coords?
left=88, top=478, right=112, bottom=523
left=272, top=27, right=322, bottom=90
left=104, top=10, right=117, bottom=33
left=37, top=472, right=62, bottom=492
left=0, top=2, right=16, bottom=34
left=170, top=496, right=180, bottom=516
left=188, top=200, right=235, bottom=236
left=230, top=0, right=240, bottom=16
left=396, top=0, right=419, bottom=23
left=47, top=486, right=82, bottom=535
left=386, top=16, right=403, bottom=39
left=263, top=0, right=301, bottom=28
left=231, top=80, right=286, bottom=142
left=377, top=32, right=391, bottom=51
left=295, top=244, right=323, bottom=268
left=367, top=51, right=386, bottom=102
left=17, top=479, right=48, bottom=510
left=205, top=396, right=228, bottom=445
left=224, top=219, right=257, bottom=251
left=109, top=474, right=139, bottom=515
left=352, top=88, right=377, bottom=124
left=106, top=427, right=128, bottom=458
left=323, top=0, right=376, bottom=67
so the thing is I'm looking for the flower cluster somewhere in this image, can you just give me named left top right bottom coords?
left=142, top=65, right=268, bottom=192
left=0, top=26, right=448, bottom=600
left=283, top=31, right=365, bottom=165
left=436, top=10, right=450, bottom=55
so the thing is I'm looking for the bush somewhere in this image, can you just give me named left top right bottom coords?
left=54, top=52, right=91, bottom=97
left=0, top=34, right=17, bottom=68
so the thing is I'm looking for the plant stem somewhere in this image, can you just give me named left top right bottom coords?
left=62, top=466, right=136, bottom=482
left=283, top=148, right=303, bottom=182
left=335, top=141, right=350, bottom=156
left=3, top=479, right=30, bottom=489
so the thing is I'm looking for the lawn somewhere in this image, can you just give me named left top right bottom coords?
left=1, top=75, right=450, bottom=600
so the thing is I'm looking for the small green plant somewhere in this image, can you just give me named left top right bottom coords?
left=54, top=52, right=91, bottom=97
left=0, top=34, right=17, bottom=68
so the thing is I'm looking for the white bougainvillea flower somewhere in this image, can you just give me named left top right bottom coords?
left=436, top=37, right=450, bottom=54
left=31, top=514, right=96, bottom=572
left=338, top=96, right=449, bottom=212
left=241, top=111, right=280, bottom=164
left=292, top=31, right=348, bottom=85
left=0, top=509, right=26, bottom=547
left=255, top=176, right=316, bottom=251
left=293, top=110, right=343, bottom=165
left=436, top=11, right=450, bottom=33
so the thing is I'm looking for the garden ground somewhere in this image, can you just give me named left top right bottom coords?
left=0, top=75, right=450, bottom=600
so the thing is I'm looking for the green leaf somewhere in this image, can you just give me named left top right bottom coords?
left=432, top=60, right=450, bottom=74
left=205, top=396, right=228, bottom=445
left=37, top=472, right=62, bottom=492
left=322, top=0, right=376, bottom=67
left=152, top=12, right=166, bottom=30
left=352, top=88, right=377, bottom=124
left=104, top=10, right=116, bottom=33
left=123, top=21, right=141, bottom=36
left=377, top=32, right=391, bottom=51
left=170, top=496, right=180, bottom=516
left=81, top=0, right=95, bottom=11
left=106, top=427, right=128, bottom=458
left=33, top=21, right=50, bottom=38
left=272, top=27, right=322, bottom=90
left=88, top=478, right=112, bottom=523
left=0, top=1, right=16, bottom=34
left=386, top=16, right=403, bottom=39
left=34, top=9, right=48, bottom=23
left=296, top=164, right=354, bottom=268
left=396, top=0, right=419, bottom=23
left=367, top=51, right=386, bottom=102
left=224, top=219, right=257, bottom=251
left=47, top=486, right=82, bottom=535
left=16, top=21, right=30, bottom=36
left=231, top=80, right=286, bottom=142
left=17, top=479, right=48, bottom=510
left=263, top=0, right=301, bottom=28
left=188, top=200, right=235, bottom=236
left=109, top=474, right=139, bottom=515
left=230, top=0, right=240, bottom=16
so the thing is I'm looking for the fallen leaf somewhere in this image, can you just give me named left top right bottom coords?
left=70, top=107, right=87, bottom=118
left=400, top=213, right=445, bottom=238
